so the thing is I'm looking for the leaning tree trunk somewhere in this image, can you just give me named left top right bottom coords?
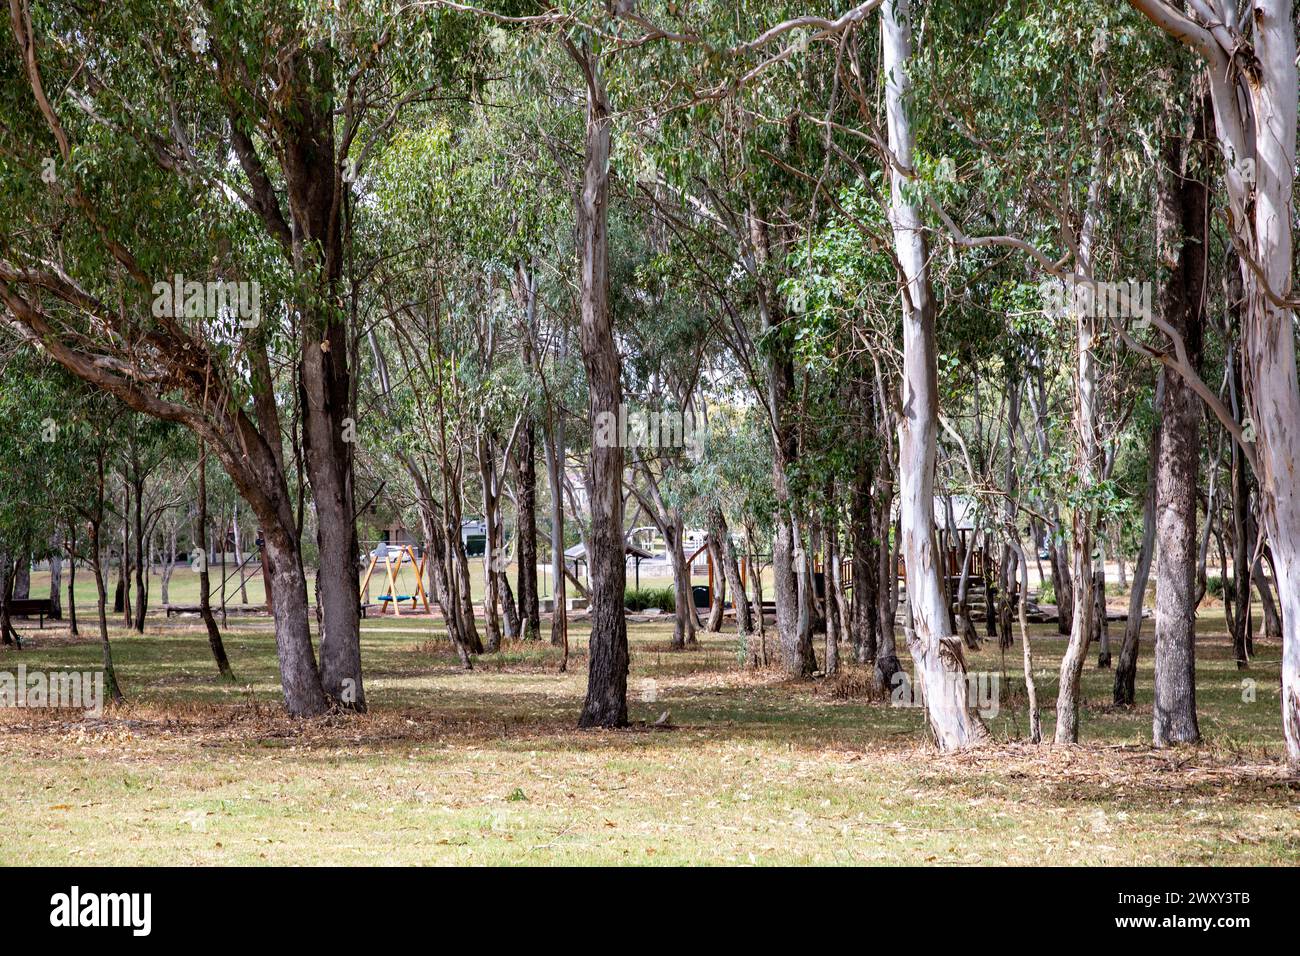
left=196, top=444, right=235, bottom=682
left=718, top=516, right=752, bottom=642
left=88, top=529, right=123, bottom=704
left=1151, top=100, right=1209, bottom=747
left=883, top=0, right=988, bottom=750
left=198, top=415, right=330, bottom=715
left=571, top=48, right=628, bottom=729
left=1115, top=373, right=1161, bottom=705
left=1254, top=553, right=1282, bottom=639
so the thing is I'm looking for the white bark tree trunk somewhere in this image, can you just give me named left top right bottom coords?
left=882, top=0, right=988, bottom=750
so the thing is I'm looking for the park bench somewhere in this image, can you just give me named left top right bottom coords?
left=8, top=597, right=54, bottom=628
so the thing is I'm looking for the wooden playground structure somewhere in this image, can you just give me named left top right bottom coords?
left=360, top=544, right=430, bottom=615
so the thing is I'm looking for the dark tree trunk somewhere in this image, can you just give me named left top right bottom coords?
left=824, top=495, right=843, bottom=676
left=48, top=536, right=63, bottom=619
left=478, top=434, right=503, bottom=653
left=1151, top=97, right=1209, bottom=748
left=132, top=476, right=146, bottom=632
left=118, top=482, right=131, bottom=626
left=1049, top=542, right=1073, bottom=636
left=197, top=444, right=235, bottom=681
left=746, top=526, right=768, bottom=666
left=66, top=520, right=79, bottom=637
left=416, top=500, right=472, bottom=667
left=666, top=513, right=697, bottom=649
left=1093, top=568, right=1111, bottom=667
left=89, top=536, right=123, bottom=704
left=85, top=453, right=123, bottom=702
left=0, top=554, right=17, bottom=646
left=571, top=47, right=628, bottom=728
left=874, top=463, right=902, bottom=691
left=499, top=570, right=520, bottom=641
left=746, top=190, right=812, bottom=677
left=300, top=324, right=364, bottom=709
left=515, top=419, right=541, bottom=640
left=705, top=509, right=727, bottom=633
left=850, top=437, right=879, bottom=665
left=1256, top=553, right=1282, bottom=639
left=451, top=528, right=483, bottom=655
left=280, top=53, right=364, bottom=712
left=717, top=513, right=752, bottom=639
left=14, top=554, right=30, bottom=600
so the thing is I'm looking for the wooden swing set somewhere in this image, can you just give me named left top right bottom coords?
left=360, top=544, right=430, bottom=615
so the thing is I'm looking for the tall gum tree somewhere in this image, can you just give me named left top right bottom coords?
left=1151, top=91, right=1210, bottom=746
left=0, top=1, right=464, bottom=713
left=1129, top=0, right=1300, bottom=765
left=881, top=0, right=988, bottom=750
left=564, top=35, right=628, bottom=729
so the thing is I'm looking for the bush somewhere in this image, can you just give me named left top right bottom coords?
left=624, top=586, right=675, bottom=613
left=1038, top=580, right=1056, bottom=605
left=1206, top=575, right=1230, bottom=599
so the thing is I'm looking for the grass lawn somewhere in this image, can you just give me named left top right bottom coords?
left=0, top=605, right=1296, bottom=865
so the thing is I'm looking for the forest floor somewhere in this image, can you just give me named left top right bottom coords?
left=0, top=608, right=1296, bottom=865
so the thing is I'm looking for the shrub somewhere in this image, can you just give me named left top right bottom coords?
left=624, top=586, right=675, bottom=613
left=1206, top=575, right=1230, bottom=599
left=1038, top=580, right=1056, bottom=605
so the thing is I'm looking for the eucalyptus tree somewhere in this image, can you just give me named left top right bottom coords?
left=1149, top=80, right=1212, bottom=746
left=874, top=0, right=990, bottom=748
left=1127, top=0, right=1300, bottom=767
left=614, top=210, right=716, bottom=650
left=0, top=354, right=84, bottom=643
left=0, top=0, right=486, bottom=714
